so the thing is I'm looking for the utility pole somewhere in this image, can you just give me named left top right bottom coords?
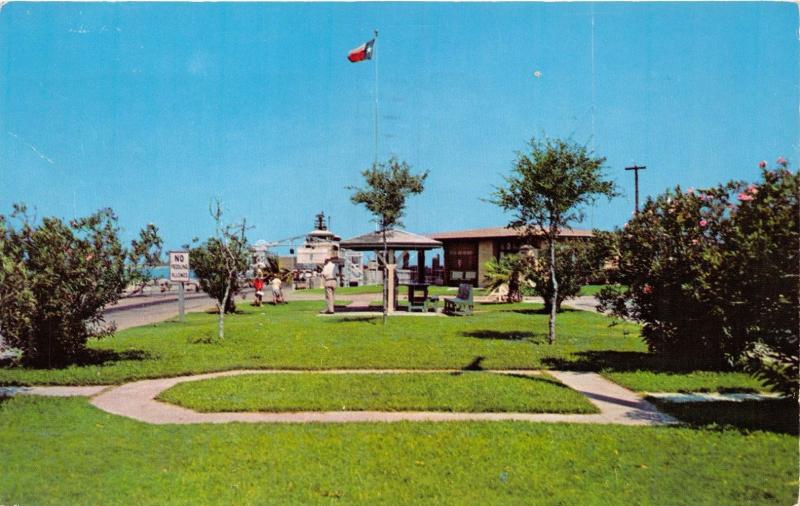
left=625, top=164, right=647, bottom=214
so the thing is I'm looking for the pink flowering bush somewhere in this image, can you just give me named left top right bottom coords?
left=598, top=164, right=799, bottom=398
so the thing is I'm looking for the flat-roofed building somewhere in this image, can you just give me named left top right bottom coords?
left=428, top=226, right=594, bottom=287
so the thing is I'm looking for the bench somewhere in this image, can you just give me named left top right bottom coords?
left=443, top=283, right=473, bottom=316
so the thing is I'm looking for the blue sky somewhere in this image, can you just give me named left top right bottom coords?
left=1, top=2, right=797, bottom=250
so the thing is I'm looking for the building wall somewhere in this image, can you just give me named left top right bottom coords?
left=439, top=235, right=591, bottom=287
left=443, top=241, right=479, bottom=286
left=476, top=239, right=496, bottom=287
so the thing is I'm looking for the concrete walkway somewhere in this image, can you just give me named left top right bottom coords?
left=83, top=369, right=675, bottom=426
left=645, top=392, right=782, bottom=403
left=0, top=385, right=109, bottom=397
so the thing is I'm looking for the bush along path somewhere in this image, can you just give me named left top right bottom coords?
left=3, top=369, right=677, bottom=425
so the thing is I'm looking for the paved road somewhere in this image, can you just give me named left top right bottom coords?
left=105, top=295, right=218, bottom=331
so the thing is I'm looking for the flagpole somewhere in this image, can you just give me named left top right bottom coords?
left=372, top=29, right=388, bottom=321
left=373, top=29, right=379, bottom=166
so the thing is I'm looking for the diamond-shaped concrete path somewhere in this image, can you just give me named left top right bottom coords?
left=4, top=369, right=677, bottom=426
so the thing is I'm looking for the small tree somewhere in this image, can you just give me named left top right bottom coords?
left=126, top=223, right=164, bottom=295
left=528, top=235, right=612, bottom=313
left=191, top=202, right=250, bottom=340
left=0, top=204, right=162, bottom=367
left=349, top=157, right=428, bottom=319
left=492, top=137, right=617, bottom=344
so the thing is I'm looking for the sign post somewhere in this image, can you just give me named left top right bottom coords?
left=169, top=251, right=190, bottom=322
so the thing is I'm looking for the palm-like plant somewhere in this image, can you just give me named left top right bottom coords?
left=483, top=254, right=531, bottom=303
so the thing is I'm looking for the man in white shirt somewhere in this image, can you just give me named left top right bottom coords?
left=320, top=257, right=339, bottom=314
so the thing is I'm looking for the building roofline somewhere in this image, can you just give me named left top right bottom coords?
left=427, top=226, right=595, bottom=241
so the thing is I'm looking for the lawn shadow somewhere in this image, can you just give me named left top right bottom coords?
left=650, top=398, right=799, bottom=436
left=542, top=350, right=730, bottom=373
left=461, top=356, right=486, bottom=371
left=503, top=372, right=579, bottom=390
left=204, top=309, right=246, bottom=315
left=322, top=315, right=382, bottom=324
left=511, top=307, right=580, bottom=316
left=460, top=329, right=547, bottom=343
left=75, top=348, right=153, bottom=367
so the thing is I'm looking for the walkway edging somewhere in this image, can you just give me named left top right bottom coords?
left=82, top=369, right=677, bottom=426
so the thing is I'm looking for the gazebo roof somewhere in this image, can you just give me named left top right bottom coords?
left=340, top=229, right=443, bottom=251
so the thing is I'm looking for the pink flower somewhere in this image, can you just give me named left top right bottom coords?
left=86, top=253, right=94, bottom=261
left=691, top=239, right=699, bottom=245
left=699, top=219, right=708, bottom=227
left=758, top=160, right=767, bottom=168
left=643, top=284, right=653, bottom=295
left=746, top=184, right=758, bottom=195
left=686, top=187, right=694, bottom=195
left=777, top=156, right=788, bottom=166
left=737, top=193, right=754, bottom=202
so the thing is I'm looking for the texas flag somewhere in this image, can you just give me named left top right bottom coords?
left=347, top=39, right=375, bottom=63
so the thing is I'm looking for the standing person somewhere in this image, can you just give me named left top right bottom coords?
left=320, top=257, right=339, bottom=314
left=252, top=269, right=265, bottom=307
left=271, top=275, right=285, bottom=305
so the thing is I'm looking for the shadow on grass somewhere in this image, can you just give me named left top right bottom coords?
left=5, top=348, right=153, bottom=370
left=542, top=350, right=731, bottom=373
left=461, top=356, right=486, bottom=371
left=74, top=348, right=152, bottom=367
left=504, top=372, right=577, bottom=390
left=650, top=398, right=798, bottom=436
left=460, top=330, right=547, bottom=343
left=510, top=307, right=580, bottom=316
left=322, top=315, right=382, bottom=324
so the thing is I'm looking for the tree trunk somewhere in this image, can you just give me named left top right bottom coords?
left=382, top=226, right=388, bottom=324
left=218, top=282, right=230, bottom=340
left=548, top=235, right=558, bottom=344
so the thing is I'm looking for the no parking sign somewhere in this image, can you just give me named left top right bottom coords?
left=169, top=251, right=190, bottom=283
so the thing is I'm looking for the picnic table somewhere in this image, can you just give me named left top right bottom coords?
left=404, top=283, right=438, bottom=312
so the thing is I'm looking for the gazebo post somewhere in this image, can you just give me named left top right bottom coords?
left=416, top=249, right=425, bottom=283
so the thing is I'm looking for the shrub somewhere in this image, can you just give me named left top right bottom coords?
left=529, top=234, right=615, bottom=313
left=482, top=254, right=531, bottom=302
left=598, top=163, right=799, bottom=397
left=0, top=205, right=162, bottom=367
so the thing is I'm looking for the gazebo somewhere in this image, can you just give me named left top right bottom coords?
left=339, top=229, right=442, bottom=313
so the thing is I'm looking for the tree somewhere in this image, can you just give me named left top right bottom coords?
left=0, top=204, right=162, bottom=367
left=126, top=223, right=164, bottom=295
left=349, top=157, right=428, bottom=319
left=190, top=201, right=250, bottom=340
left=528, top=235, right=612, bottom=313
left=492, top=137, right=617, bottom=344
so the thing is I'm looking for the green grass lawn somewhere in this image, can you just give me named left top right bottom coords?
left=301, top=284, right=383, bottom=295
left=156, top=372, right=599, bottom=414
left=299, top=285, right=488, bottom=297
left=578, top=284, right=627, bottom=296
left=0, top=396, right=794, bottom=505
left=0, top=301, right=767, bottom=393
left=0, top=301, right=645, bottom=385
left=604, top=370, right=765, bottom=394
